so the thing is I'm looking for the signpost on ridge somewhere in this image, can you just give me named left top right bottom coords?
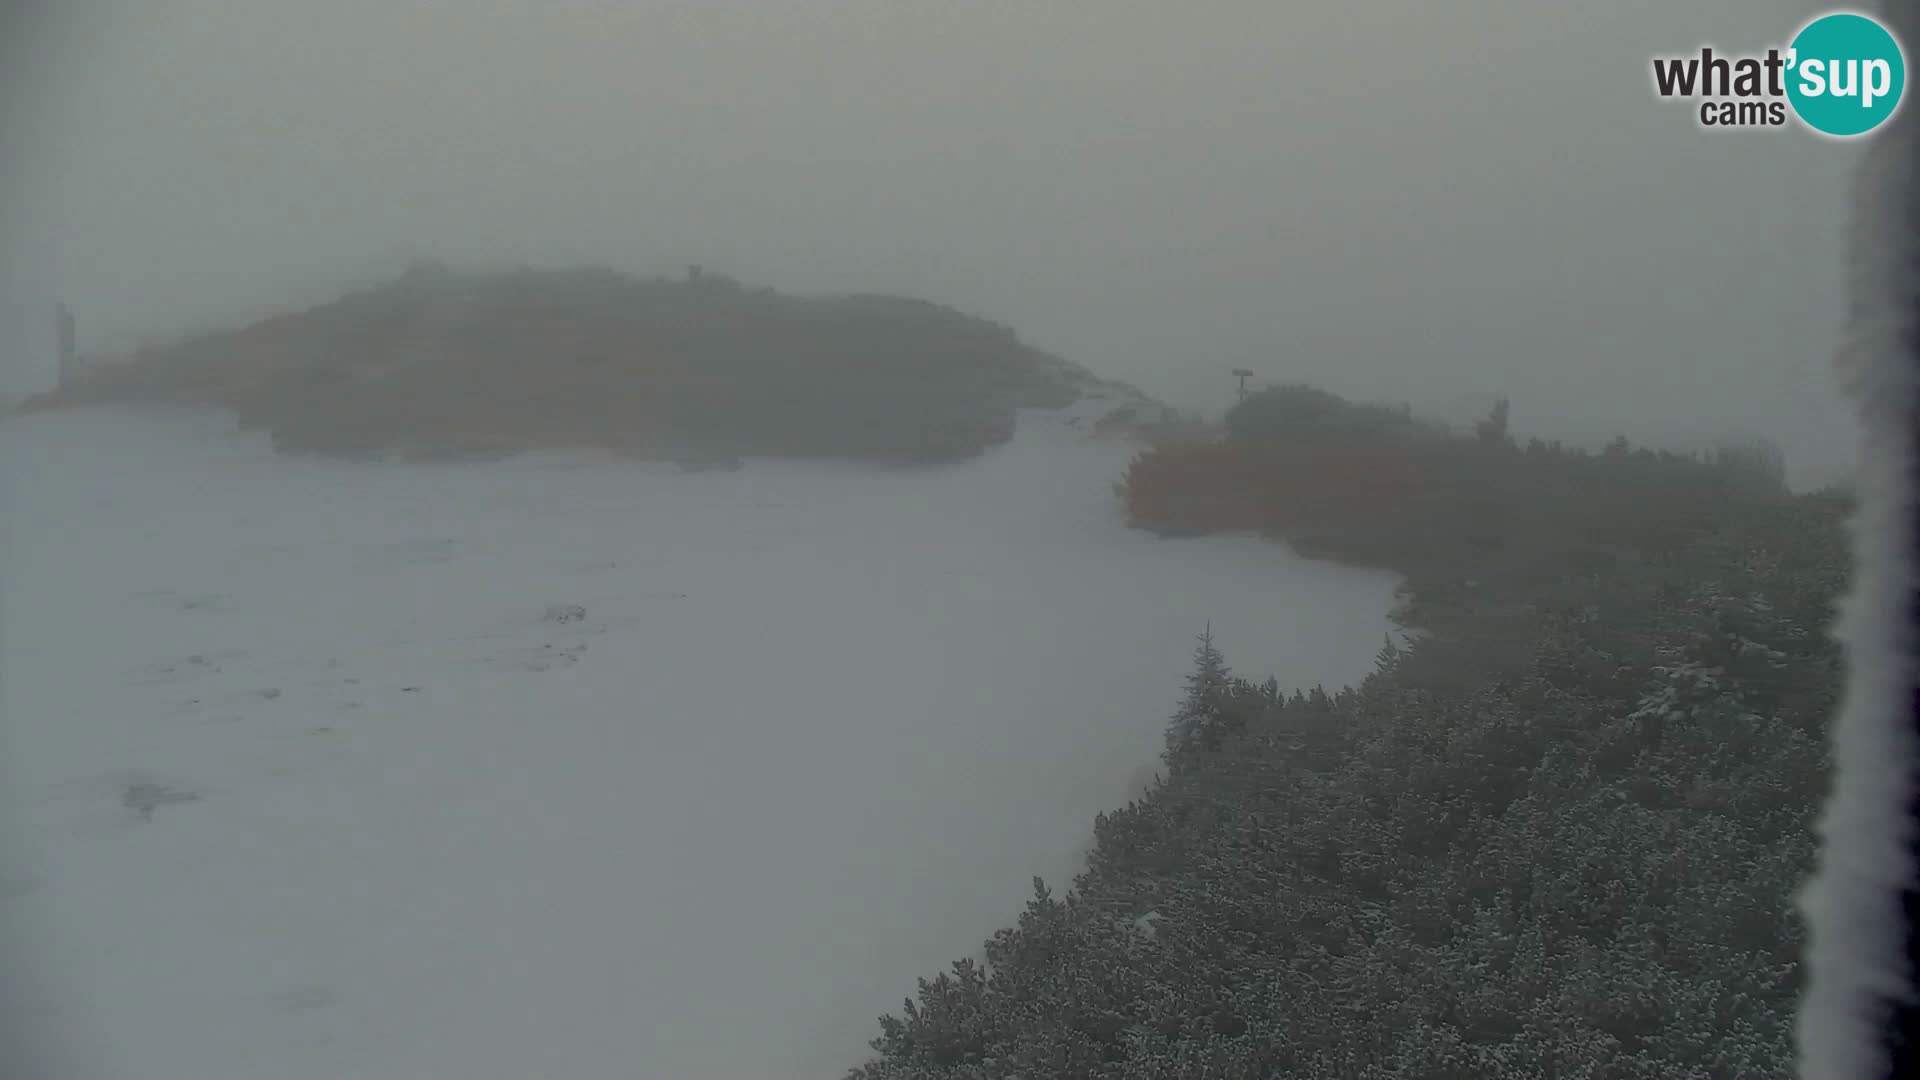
left=1232, top=368, right=1254, bottom=404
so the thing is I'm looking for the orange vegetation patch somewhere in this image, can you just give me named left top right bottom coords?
left=1121, top=438, right=1428, bottom=534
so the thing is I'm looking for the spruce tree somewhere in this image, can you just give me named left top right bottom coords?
left=1374, top=631, right=1403, bottom=676
left=1165, top=623, right=1231, bottom=760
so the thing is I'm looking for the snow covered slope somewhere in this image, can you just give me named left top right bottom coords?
left=0, top=404, right=1396, bottom=1079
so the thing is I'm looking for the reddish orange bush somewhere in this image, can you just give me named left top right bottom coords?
left=1120, top=438, right=1429, bottom=536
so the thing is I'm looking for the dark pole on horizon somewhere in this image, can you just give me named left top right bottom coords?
left=1232, top=368, right=1254, bottom=404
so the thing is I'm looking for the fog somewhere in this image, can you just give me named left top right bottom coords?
left=3, top=0, right=1859, bottom=484
left=0, top=4, right=1878, bottom=1077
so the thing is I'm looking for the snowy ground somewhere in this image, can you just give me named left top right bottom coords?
left=0, top=405, right=1398, bottom=1080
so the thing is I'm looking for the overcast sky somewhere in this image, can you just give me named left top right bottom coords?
left=1, top=0, right=1864, bottom=483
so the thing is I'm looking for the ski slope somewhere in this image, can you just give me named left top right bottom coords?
left=0, top=405, right=1398, bottom=1079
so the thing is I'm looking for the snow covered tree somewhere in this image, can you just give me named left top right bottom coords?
left=1164, top=623, right=1231, bottom=761
left=855, top=456, right=1845, bottom=1080
left=1373, top=632, right=1403, bottom=676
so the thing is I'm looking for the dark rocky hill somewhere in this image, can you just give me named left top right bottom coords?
left=24, top=263, right=1167, bottom=463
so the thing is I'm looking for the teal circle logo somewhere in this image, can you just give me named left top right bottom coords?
left=1787, top=12, right=1907, bottom=137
